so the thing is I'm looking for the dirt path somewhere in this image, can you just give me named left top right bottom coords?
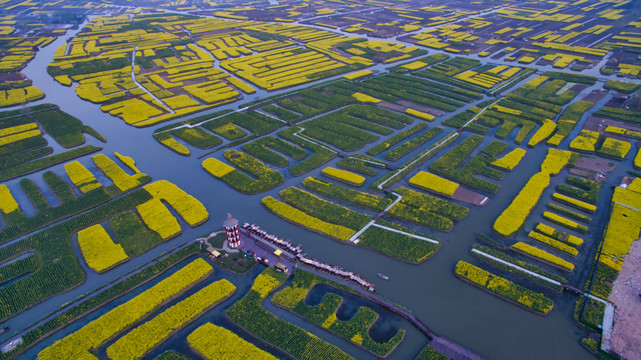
left=610, top=238, right=641, bottom=360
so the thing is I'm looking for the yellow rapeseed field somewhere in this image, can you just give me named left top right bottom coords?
left=106, top=279, right=235, bottom=360
left=351, top=92, right=381, bottom=104
left=343, top=70, right=373, bottom=80
left=64, top=161, right=102, bottom=193
left=93, top=153, right=147, bottom=191
left=262, top=196, right=355, bottom=241
left=405, top=108, right=435, bottom=121
left=136, top=198, right=182, bottom=239
left=569, top=130, right=600, bottom=152
left=493, top=149, right=572, bottom=236
left=143, top=180, right=209, bottom=226
left=512, top=242, right=574, bottom=271
left=0, top=123, right=38, bottom=137
left=251, top=272, right=282, bottom=299
left=491, top=148, right=526, bottom=171
left=321, top=167, right=365, bottom=186
left=527, top=120, right=556, bottom=147
left=0, top=86, right=45, bottom=107
left=77, top=224, right=128, bottom=272
left=599, top=197, right=641, bottom=271
left=409, top=171, right=459, bottom=196
left=202, top=157, right=235, bottom=177
left=0, top=184, right=20, bottom=214
left=38, top=259, right=213, bottom=360
left=188, top=323, right=278, bottom=360
left=160, top=136, right=190, bottom=156
left=552, top=193, right=596, bottom=212
left=0, top=129, right=41, bottom=147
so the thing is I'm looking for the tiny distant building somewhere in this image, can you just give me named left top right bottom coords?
left=223, top=213, right=240, bottom=248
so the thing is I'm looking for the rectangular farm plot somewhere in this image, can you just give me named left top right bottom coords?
left=142, top=180, right=209, bottom=226
left=0, top=107, right=107, bottom=177
left=300, top=105, right=412, bottom=152
left=109, top=210, right=166, bottom=258
left=261, top=195, right=356, bottom=242
left=321, top=167, right=365, bottom=187
left=136, top=199, right=182, bottom=239
left=220, top=47, right=350, bottom=90
left=101, top=98, right=165, bottom=126
left=183, top=79, right=240, bottom=104
left=171, top=127, right=222, bottom=150
left=0, top=86, right=44, bottom=108
left=337, top=73, right=481, bottom=114
left=73, top=180, right=208, bottom=271
left=475, top=76, right=584, bottom=146
left=188, top=323, right=278, bottom=360
left=201, top=157, right=234, bottom=177
left=512, top=242, right=575, bottom=272
left=154, top=86, right=356, bottom=158
left=429, top=136, right=507, bottom=193
left=0, top=124, right=41, bottom=147
left=202, top=150, right=285, bottom=194
left=210, top=122, right=247, bottom=140
left=0, top=184, right=25, bottom=223
left=569, top=130, right=600, bottom=152
left=387, top=187, right=469, bottom=232
left=65, top=161, right=102, bottom=193
left=49, top=16, right=249, bottom=128
left=38, top=258, right=213, bottom=360
left=384, top=127, right=443, bottom=161
left=77, top=224, right=128, bottom=272
left=106, top=279, right=236, bottom=360
left=241, top=136, right=307, bottom=168
left=294, top=177, right=440, bottom=262
left=597, top=137, right=631, bottom=160
left=196, top=33, right=263, bottom=60
left=455, top=65, right=524, bottom=89
left=200, top=111, right=283, bottom=139
left=409, top=171, right=459, bottom=196
left=92, top=153, right=150, bottom=192
left=454, top=261, right=554, bottom=315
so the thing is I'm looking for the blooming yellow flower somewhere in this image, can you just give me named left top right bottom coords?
left=409, top=171, right=458, bottom=196
left=77, top=224, right=128, bottom=272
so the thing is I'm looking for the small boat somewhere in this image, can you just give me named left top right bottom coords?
left=377, top=273, right=389, bottom=280
left=0, top=327, right=8, bottom=335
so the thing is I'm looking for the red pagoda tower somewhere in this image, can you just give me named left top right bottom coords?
left=223, top=213, right=240, bottom=248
